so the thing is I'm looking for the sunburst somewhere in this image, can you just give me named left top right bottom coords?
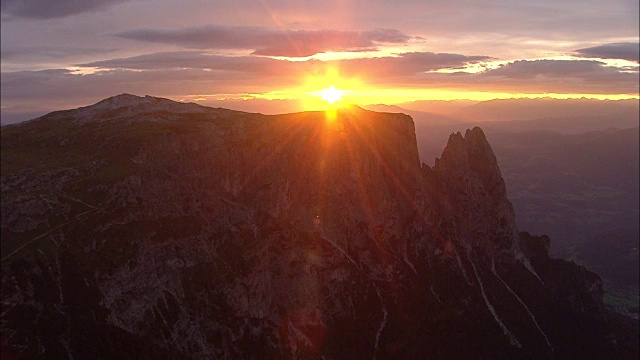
left=319, top=85, right=345, bottom=105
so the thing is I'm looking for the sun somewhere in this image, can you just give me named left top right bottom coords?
left=299, top=68, right=360, bottom=111
left=319, top=85, right=345, bottom=105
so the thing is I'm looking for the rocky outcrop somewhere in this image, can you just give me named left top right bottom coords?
left=1, top=95, right=637, bottom=359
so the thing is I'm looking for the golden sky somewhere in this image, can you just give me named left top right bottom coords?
left=1, top=0, right=638, bottom=122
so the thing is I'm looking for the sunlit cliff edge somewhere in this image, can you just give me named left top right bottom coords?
left=1, top=94, right=637, bottom=359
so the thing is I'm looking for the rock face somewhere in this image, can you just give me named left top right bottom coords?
left=1, top=94, right=637, bottom=359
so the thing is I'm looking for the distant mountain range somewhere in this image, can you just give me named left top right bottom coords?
left=394, top=98, right=639, bottom=122
left=2, top=95, right=637, bottom=358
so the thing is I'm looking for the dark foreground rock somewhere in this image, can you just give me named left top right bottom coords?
left=2, top=94, right=637, bottom=359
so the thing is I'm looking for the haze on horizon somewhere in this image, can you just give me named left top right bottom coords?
left=1, top=0, right=638, bottom=124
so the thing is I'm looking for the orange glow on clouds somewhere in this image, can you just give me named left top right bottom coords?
left=256, top=86, right=638, bottom=109
left=246, top=62, right=638, bottom=113
left=181, top=60, right=638, bottom=115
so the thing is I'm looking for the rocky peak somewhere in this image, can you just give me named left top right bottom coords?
left=435, top=127, right=505, bottom=194
left=427, top=127, right=518, bottom=254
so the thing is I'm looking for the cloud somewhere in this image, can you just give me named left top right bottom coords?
left=114, top=25, right=413, bottom=57
left=78, top=50, right=491, bottom=80
left=476, top=59, right=639, bottom=94
left=574, top=42, right=640, bottom=62
left=251, top=28, right=411, bottom=57
left=0, top=0, right=131, bottom=19
left=0, top=66, right=297, bottom=107
left=484, top=59, right=605, bottom=78
left=1, top=46, right=118, bottom=61
left=483, top=59, right=635, bottom=80
left=78, top=51, right=289, bottom=73
left=336, top=52, right=491, bottom=80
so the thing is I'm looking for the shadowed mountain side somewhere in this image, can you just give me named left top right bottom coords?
left=1, top=95, right=637, bottom=359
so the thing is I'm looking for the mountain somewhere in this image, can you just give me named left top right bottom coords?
left=450, top=98, right=639, bottom=123
left=1, top=94, right=637, bottom=359
left=395, top=99, right=478, bottom=115
left=363, top=104, right=467, bottom=170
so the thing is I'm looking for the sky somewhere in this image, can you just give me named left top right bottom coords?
left=1, top=0, right=639, bottom=123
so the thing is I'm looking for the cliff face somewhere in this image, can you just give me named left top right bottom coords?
left=1, top=95, right=636, bottom=359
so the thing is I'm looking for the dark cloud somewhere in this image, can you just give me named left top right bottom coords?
left=573, top=42, right=639, bottom=62
left=114, top=25, right=412, bottom=57
left=477, top=59, right=639, bottom=93
left=484, top=60, right=604, bottom=79
left=1, top=46, right=118, bottom=61
left=78, top=51, right=288, bottom=73
left=0, top=0, right=131, bottom=19
left=483, top=59, right=627, bottom=79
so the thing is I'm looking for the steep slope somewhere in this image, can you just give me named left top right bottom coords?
left=1, top=95, right=636, bottom=359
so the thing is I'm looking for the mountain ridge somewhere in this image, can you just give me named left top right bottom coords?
left=1, top=95, right=637, bottom=359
